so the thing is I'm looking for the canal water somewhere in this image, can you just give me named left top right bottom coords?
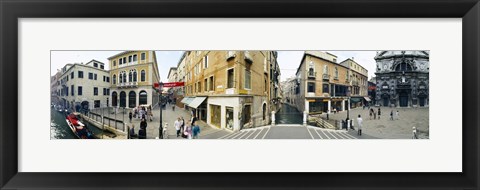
left=275, top=103, right=303, bottom=124
left=50, top=109, right=104, bottom=139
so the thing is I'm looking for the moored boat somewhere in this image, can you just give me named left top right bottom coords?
left=65, top=112, right=94, bottom=139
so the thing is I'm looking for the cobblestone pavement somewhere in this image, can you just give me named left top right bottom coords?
left=90, top=105, right=427, bottom=139
left=91, top=104, right=230, bottom=139
left=319, top=106, right=429, bottom=139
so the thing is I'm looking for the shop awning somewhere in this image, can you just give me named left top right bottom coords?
left=364, top=97, right=371, bottom=102
left=187, top=97, right=207, bottom=109
left=350, top=97, right=362, bottom=103
left=181, top=97, right=194, bottom=104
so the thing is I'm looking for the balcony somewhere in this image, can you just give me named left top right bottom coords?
left=307, top=71, right=316, bottom=79
left=226, top=51, right=236, bottom=61
left=118, top=82, right=138, bottom=88
left=244, top=51, right=253, bottom=64
left=322, top=74, right=330, bottom=81
left=352, top=81, right=359, bottom=86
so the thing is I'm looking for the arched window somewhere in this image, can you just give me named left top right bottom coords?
left=133, top=70, right=137, bottom=82
left=128, top=91, right=136, bottom=108
left=112, top=74, right=116, bottom=84
left=119, top=91, right=126, bottom=108
left=119, top=74, right=123, bottom=84
left=123, top=72, right=127, bottom=83
left=111, top=91, right=118, bottom=107
left=395, top=62, right=413, bottom=71
left=262, top=103, right=266, bottom=120
left=141, top=70, right=146, bottom=82
left=128, top=72, right=132, bottom=82
left=323, top=65, right=329, bottom=74
left=308, top=67, right=314, bottom=76
left=139, top=90, right=148, bottom=105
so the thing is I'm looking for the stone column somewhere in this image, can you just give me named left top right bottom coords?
left=327, top=100, right=331, bottom=114
left=341, top=100, right=345, bottom=111
left=271, top=111, right=276, bottom=127
left=303, top=111, right=308, bottom=126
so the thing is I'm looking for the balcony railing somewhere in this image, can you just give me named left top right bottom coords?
left=118, top=82, right=138, bottom=88
left=322, top=74, right=330, bottom=81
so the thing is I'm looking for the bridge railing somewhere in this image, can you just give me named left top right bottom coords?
left=85, top=108, right=127, bottom=132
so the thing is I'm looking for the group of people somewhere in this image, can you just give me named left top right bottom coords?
left=129, top=105, right=153, bottom=123
left=369, top=108, right=381, bottom=120
left=174, top=115, right=201, bottom=139
left=129, top=118, right=149, bottom=139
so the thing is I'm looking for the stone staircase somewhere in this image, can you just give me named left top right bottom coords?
left=308, top=116, right=336, bottom=129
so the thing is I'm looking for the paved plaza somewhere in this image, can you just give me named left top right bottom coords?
left=88, top=104, right=428, bottom=139
left=319, top=106, right=429, bottom=139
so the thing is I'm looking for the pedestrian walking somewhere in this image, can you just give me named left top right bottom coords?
left=175, top=117, right=182, bottom=137
left=369, top=108, right=373, bottom=120
left=172, top=105, right=175, bottom=111
left=377, top=108, right=381, bottom=119
left=357, top=114, right=363, bottom=136
left=129, top=111, right=133, bottom=123
left=412, top=126, right=418, bottom=139
left=373, top=110, right=377, bottom=120
left=140, top=118, right=147, bottom=130
left=184, top=123, right=192, bottom=139
left=148, top=108, right=153, bottom=122
left=138, top=128, right=146, bottom=139
left=192, top=121, right=201, bottom=139
left=390, top=110, right=394, bottom=120
left=350, top=117, right=355, bottom=130
left=191, top=115, right=198, bottom=126
left=396, top=110, right=399, bottom=120
left=129, top=124, right=138, bottom=139
left=180, top=116, right=185, bottom=134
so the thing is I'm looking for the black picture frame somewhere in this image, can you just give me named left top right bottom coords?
left=1, top=0, right=478, bottom=189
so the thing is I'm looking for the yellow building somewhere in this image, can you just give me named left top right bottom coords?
left=294, top=51, right=352, bottom=114
left=108, top=51, right=160, bottom=108
left=182, top=51, right=279, bottom=131
left=339, top=58, right=369, bottom=108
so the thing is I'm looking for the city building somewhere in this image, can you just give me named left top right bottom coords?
left=50, top=70, right=62, bottom=106
left=292, top=51, right=352, bottom=115
left=281, top=77, right=297, bottom=106
left=58, top=60, right=111, bottom=110
left=108, top=51, right=161, bottom=108
left=166, top=67, right=178, bottom=102
left=339, top=58, right=369, bottom=108
left=182, top=51, right=279, bottom=131
left=175, top=52, right=187, bottom=108
left=374, top=51, right=429, bottom=107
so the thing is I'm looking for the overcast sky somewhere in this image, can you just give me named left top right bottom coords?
left=51, top=51, right=378, bottom=82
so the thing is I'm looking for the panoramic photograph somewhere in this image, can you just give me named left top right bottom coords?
left=50, top=50, right=429, bottom=140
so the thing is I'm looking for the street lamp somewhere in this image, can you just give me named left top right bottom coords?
left=158, top=82, right=163, bottom=139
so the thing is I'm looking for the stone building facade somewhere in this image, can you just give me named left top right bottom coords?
left=58, top=60, right=111, bottom=110
left=108, top=51, right=160, bottom=108
left=293, top=51, right=353, bottom=114
left=182, top=51, right=280, bottom=131
left=374, top=51, right=429, bottom=107
left=339, top=58, right=369, bottom=108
